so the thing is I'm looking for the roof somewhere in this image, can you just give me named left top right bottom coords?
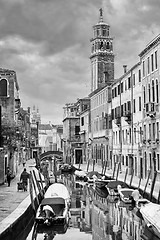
left=41, top=197, right=65, bottom=205
left=39, top=124, right=53, bottom=130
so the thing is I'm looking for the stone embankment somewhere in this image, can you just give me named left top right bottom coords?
left=0, top=159, right=46, bottom=240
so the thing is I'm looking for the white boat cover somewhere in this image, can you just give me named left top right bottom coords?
left=140, top=202, right=160, bottom=230
left=74, top=170, right=87, bottom=177
left=44, top=183, right=70, bottom=202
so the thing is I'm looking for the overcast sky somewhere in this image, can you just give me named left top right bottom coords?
left=0, top=0, right=160, bottom=124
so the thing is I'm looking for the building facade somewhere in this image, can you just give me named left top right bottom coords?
left=62, top=9, right=160, bottom=181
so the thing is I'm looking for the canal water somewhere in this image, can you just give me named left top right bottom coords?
left=23, top=173, right=159, bottom=240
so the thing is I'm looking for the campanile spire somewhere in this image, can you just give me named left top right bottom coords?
left=99, top=8, right=103, bottom=23
left=90, top=9, right=114, bottom=92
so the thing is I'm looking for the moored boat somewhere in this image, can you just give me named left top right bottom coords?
left=35, top=182, right=71, bottom=226
left=35, top=197, right=70, bottom=226
left=45, top=182, right=71, bottom=206
left=140, top=202, right=160, bottom=239
left=106, top=180, right=129, bottom=196
left=117, top=185, right=140, bottom=204
left=59, top=163, right=75, bottom=173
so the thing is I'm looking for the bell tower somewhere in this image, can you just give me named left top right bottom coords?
left=90, top=8, right=114, bottom=92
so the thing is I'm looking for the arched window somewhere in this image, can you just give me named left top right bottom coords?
left=100, top=41, right=103, bottom=49
left=106, top=42, right=110, bottom=49
left=0, top=79, right=7, bottom=96
left=156, top=79, right=159, bottom=103
left=152, top=80, right=155, bottom=102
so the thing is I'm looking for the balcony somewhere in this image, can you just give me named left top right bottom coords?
left=123, top=110, right=131, bottom=124
left=114, top=117, right=121, bottom=126
left=145, top=102, right=156, bottom=118
left=146, top=139, right=159, bottom=149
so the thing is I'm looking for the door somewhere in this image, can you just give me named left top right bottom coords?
left=75, top=149, right=82, bottom=164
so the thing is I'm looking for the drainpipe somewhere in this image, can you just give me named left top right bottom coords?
left=119, top=79, right=122, bottom=173
left=111, top=84, right=113, bottom=170
left=129, top=69, right=134, bottom=175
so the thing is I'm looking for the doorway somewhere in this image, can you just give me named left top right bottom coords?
left=75, top=149, right=82, bottom=164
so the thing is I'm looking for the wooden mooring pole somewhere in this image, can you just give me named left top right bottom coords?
left=38, top=170, right=45, bottom=196
left=150, top=171, right=157, bottom=201
left=116, top=163, right=120, bottom=180
left=93, top=159, right=95, bottom=172
left=32, top=170, right=43, bottom=199
left=124, top=168, right=128, bottom=183
left=30, top=171, right=39, bottom=206
left=129, top=169, right=134, bottom=187
left=142, top=169, right=151, bottom=197
left=112, top=163, right=116, bottom=179
left=86, top=158, right=90, bottom=172
left=103, top=161, right=108, bottom=176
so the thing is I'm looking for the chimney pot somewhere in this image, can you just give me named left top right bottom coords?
left=123, top=65, right=127, bottom=74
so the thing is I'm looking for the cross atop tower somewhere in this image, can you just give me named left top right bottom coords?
left=99, top=8, right=103, bottom=22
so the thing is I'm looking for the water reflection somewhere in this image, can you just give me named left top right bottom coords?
left=25, top=173, right=159, bottom=240
left=31, top=223, right=68, bottom=240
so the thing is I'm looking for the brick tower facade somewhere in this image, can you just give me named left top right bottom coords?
left=90, top=8, right=114, bottom=92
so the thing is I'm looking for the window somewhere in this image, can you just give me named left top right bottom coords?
left=138, top=69, right=141, bottom=82
left=143, top=86, right=146, bottom=106
left=143, top=61, right=145, bottom=77
left=149, top=153, right=152, bottom=169
left=156, top=79, right=159, bottom=103
left=75, top=126, right=80, bottom=135
left=128, top=77, right=131, bottom=89
left=151, top=54, right=154, bottom=71
left=134, top=128, right=136, bottom=143
left=125, top=80, right=127, bottom=90
left=114, top=87, right=117, bottom=97
left=118, top=84, right=120, bottom=95
left=139, top=97, right=141, bottom=111
left=157, top=154, right=160, bottom=171
left=106, top=42, right=110, bottom=49
left=0, top=79, right=8, bottom=96
left=112, top=89, right=114, bottom=98
left=144, top=125, right=146, bottom=140
left=152, top=80, right=155, bottom=102
left=157, top=122, right=159, bottom=139
left=148, top=83, right=151, bottom=102
left=81, top=117, right=84, bottom=126
left=140, top=127, right=142, bottom=142
left=155, top=51, right=158, bottom=69
left=133, top=99, right=136, bottom=113
left=121, top=82, right=123, bottom=93
left=153, top=122, right=155, bottom=141
left=102, top=29, right=106, bottom=36
left=96, top=29, right=100, bottom=36
left=147, top=57, right=150, bottom=74
left=149, top=124, right=151, bottom=139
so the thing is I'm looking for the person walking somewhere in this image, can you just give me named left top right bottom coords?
left=20, top=168, right=30, bottom=191
left=6, top=167, right=11, bottom=187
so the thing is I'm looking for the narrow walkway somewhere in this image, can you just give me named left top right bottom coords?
left=0, top=158, right=36, bottom=223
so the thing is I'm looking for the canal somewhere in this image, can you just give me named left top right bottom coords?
left=22, top=173, right=159, bottom=240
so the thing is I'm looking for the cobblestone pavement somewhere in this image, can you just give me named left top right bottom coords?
left=0, top=159, right=36, bottom=223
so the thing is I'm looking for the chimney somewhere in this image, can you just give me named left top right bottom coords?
left=123, top=65, right=127, bottom=74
